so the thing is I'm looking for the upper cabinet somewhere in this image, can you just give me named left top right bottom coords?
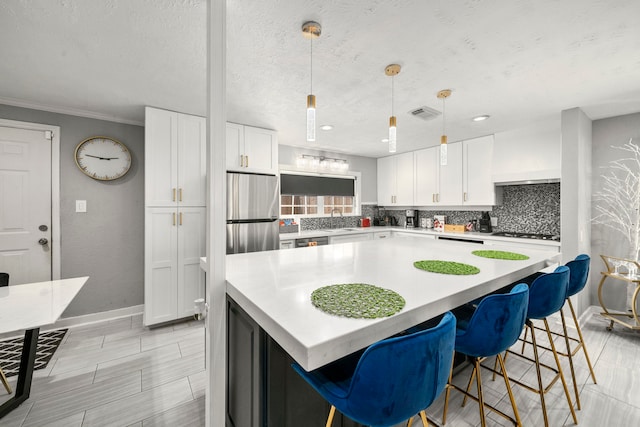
left=145, top=107, right=206, bottom=207
left=414, top=143, right=463, bottom=206
left=463, top=135, right=496, bottom=205
left=377, top=152, right=414, bottom=206
left=226, top=123, right=278, bottom=174
left=438, top=142, right=463, bottom=205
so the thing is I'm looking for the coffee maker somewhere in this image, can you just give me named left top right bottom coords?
left=405, top=209, right=418, bottom=228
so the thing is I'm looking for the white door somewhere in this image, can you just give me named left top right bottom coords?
left=415, top=147, right=439, bottom=206
left=463, top=135, right=495, bottom=205
left=0, top=126, right=52, bottom=285
left=377, top=156, right=396, bottom=206
left=395, top=152, right=415, bottom=205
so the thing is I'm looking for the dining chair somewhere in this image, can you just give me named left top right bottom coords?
left=292, top=312, right=456, bottom=427
left=500, top=266, right=578, bottom=427
left=0, top=272, right=12, bottom=394
left=442, top=283, right=529, bottom=427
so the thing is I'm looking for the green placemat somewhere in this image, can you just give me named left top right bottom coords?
left=472, top=250, right=529, bottom=260
left=311, top=283, right=405, bottom=319
left=414, top=260, right=480, bottom=275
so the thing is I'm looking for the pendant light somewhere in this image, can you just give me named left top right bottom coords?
left=385, top=64, right=401, bottom=153
left=302, top=21, right=321, bottom=142
left=437, top=89, right=452, bottom=165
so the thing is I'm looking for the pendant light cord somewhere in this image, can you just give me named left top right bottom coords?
left=442, top=96, right=446, bottom=135
left=310, top=36, right=313, bottom=94
left=391, top=75, right=395, bottom=116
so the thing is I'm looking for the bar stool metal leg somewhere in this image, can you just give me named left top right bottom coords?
left=567, top=298, right=597, bottom=384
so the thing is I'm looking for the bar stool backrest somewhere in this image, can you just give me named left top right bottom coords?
left=566, top=254, right=590, bottom=297
left=527, top=266, right=570, bottom=319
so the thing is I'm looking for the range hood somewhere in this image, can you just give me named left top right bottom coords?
left=492, top=169, right=561, bottom=186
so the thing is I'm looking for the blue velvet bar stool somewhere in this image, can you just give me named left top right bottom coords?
left=442, top=283, right=529, bottom=427
left=501, top=266, right=578, bottom=427
left=292, top=312, right=456, bottom=427
left=558, top=254, right=597, bottom=409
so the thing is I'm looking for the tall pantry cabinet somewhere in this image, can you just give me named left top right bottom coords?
left=144, top=106, right=206, bottom=326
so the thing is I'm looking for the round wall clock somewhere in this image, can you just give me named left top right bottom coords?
left=74, top=136, right=132, bottom=181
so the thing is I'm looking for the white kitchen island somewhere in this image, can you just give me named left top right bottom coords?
left=225, top=237, right=560, bottom=426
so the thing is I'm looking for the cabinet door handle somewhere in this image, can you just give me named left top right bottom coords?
left=172, top=188, right=176, bottom=202
left=437, top=193, right=440, bottom=202
left=240, top=155, right=244, bottom=167
left=179, top=188, right=183, bottom=202
left=245, top=155, right=249, bottom=168
left=179, top=212, right=183, bottom=226
left=173, top=213, right=176, bottom=226
left=464, top=192, right=468, bottom=202
left=379, top=235, right=386, bottom=239
left=432, top=193, right=435, bottom=203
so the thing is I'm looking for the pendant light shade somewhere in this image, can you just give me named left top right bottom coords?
left=389, top=116, right=397, bottom=153
left=385, top=64, right=401, bottom=153
left=307, top=94, right=316, bottom=141
left=437, top=89, right=452, bottom=165
left=302, top=21, right=321, bottom=142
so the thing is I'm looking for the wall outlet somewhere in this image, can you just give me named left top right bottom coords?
left=491, top=217, right=498, bottom=227
left=76, top=200, right=87, bottom=213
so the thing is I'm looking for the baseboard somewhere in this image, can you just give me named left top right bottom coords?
left=0, top=305, right=144, bottom=340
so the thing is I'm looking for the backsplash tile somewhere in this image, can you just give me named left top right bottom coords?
left=492, top=183, right=560, bottom=234
left=294, top=184, right=560, bottom=235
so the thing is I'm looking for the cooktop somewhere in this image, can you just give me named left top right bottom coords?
left=491, top=231, right=560, bottom=242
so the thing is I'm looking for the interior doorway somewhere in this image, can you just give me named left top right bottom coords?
left=0, top=118, right=60, bottom=284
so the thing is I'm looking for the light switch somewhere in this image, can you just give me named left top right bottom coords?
left=76, top=200, right=87, bottom=213
left=491, top=217, right=498, bottom=227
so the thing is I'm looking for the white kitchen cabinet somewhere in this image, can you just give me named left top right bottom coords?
left=377, top=152, right=414, bottom=206
left=414, top=146, right=439, bottom=205
left=392, top=231, right=436, bottom=239
left=463, top=135, right=496, bottom=205
left=373, top=231, right=392, bottom=239
left=226, top=123, right=278, bottom=174
left=145, top=106, right=206, bottom=326
left=144, top=207, right=206, bottom=325
left=280, top=240, right=295, bottom=250
left=329, top=233, right=372, bottom=244
left=145, top=107, right=206, bottom=207
left=438, top=142, right=463, bottom=205
left=414, top=143, right=462, bottom=206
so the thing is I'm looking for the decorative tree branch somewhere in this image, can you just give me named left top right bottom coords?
left=592, top=138, right=639, bottom=310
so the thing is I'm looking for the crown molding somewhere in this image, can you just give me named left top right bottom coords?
left=0, top=97, right=144, bottom=126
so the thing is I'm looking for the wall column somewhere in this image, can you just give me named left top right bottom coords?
left=561, top=107, right=592, bottom=315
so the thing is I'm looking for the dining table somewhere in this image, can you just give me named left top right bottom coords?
left=0, top=276, right=88, bottom=419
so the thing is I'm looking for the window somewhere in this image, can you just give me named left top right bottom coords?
left=280, top=172, right=357, bottom=217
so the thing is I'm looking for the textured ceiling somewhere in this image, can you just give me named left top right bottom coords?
left=1, top=0, right=639, bottom=157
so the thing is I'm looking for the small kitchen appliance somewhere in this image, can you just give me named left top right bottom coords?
left=405, top=209, right=417, bottom=227
left=478, top=211, right=492, bottom=233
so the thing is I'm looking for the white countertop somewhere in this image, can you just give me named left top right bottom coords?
left=0, top=277, right=89, bottom=334
left=279, top=226, right=561, bottom=247
left=226, top=237, right=560, bottom=371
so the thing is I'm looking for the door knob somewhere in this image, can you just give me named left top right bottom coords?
left=38, top=238, right=48, bottom=245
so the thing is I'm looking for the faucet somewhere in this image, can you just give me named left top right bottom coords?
left=330, top=208, right=343, bottom=229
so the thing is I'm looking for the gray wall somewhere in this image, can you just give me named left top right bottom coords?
left=591, top=112, right=640, bottom=310
left=278, top=145, right=378, bottom=203
left=0, top=104, right=144, bottom=317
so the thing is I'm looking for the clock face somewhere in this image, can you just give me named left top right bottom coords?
left=75, top=137, right=132, bottom=181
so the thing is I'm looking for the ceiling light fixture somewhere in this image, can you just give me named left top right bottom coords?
left=320, top=124, right=334, bottom=131
left=437, top=89, right=452, bottom=165
left=296, top=154, right=349, bottom=171
left=385, top=64, right=401, bottom=153
left=302, top=21, right=321, bottom=142
left=472, top=115, right=490, bottom=122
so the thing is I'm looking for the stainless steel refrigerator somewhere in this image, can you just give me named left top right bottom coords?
left=226, top=172, right=279, bottom=254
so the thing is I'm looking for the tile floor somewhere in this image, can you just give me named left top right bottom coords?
left=1, top=310, right=639, bottom=426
